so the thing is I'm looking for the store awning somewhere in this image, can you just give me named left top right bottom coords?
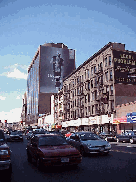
left=113, top=116, right=127, bottom=124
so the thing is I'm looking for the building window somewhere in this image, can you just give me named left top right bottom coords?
left=85, top=71, right=86, bottom=79
left=85, top=95, right=87, bottom=103
left=88, top=106, right=90, bottom=115
left=110, top=70, right=113, bottom=80
left=77, top=77, right=79, bottom=84
left=82, top=75, right=83, bottom=81
left=94, top=66, right=96, bottom=73
left=72, top=90, right=74, bottom=97
left=95, top=90, right=97, bottom=100
left=100, top=62, right=103, bottom=69
left=91, top=80, right=93, bottom=88
left=92, top=92, right=95, bottom=100
left=110, top=85, right=113, bottom=95
left=87, top=70, right=89, bottom=78
left=94, top=78, right=97, bottom=87
left=88, top=93, right=90, bottom=102
left=105, top=72, right=108, bottom=81
left=111, top=101, right=114, bottom=110
left=92, top=105, right=94, bottom=114
left=88, top=82, right=90, bottom=90
left=105, top=57, right=107, bottom=67
left=109, top=56, right=111, bottom=65
left=91, top=67, right=93, bottom=75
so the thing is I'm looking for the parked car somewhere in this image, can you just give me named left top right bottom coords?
left=7, top=130, right=23, bottom=142
left=130, top=135, right=136, bottom=144
left=26, top=131, right=33, bottom=140
left=0, top=129, right=12, bottom=175
left=26, top=133, right=82, bottom=170
left=66, top=131, right=111, bottom=156
left=116, top=134, right=134, bottom=143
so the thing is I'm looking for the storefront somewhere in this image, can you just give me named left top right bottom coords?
left=101, top=114, right=114, bottom=133
left=113, top=113, right=136, bottom=134
left=89, top=117, right=97, bottom=133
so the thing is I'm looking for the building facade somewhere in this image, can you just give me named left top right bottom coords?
left=27, top=43, right=76, bottom=125
left=62, top=42, right=136, bottom=133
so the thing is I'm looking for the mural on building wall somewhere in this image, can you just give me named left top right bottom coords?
left=113, top=50, right=136, bottom=84
left=40, top=46, right=75, bottom=93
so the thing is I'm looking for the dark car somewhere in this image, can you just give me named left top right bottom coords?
left=66, top=132, right=111, bottom=156
left=0, top=130, right=12, bottom=175
left=130, top=135, right=136, bottom=144
left=7, top=131, right=23, bottom=142
left=26, top=134, right=82, bottom=170
left=116, top=135, right=133, bottom=143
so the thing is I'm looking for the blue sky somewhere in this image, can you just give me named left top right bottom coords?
left=0, top=0, right=136, bottom=123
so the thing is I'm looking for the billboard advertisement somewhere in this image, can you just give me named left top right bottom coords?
left=113, top=50, right=136, bottom=84
left=40, top=46, right=75, bottom=93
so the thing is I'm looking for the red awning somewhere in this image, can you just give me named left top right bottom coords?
left=113, top=116, right=127, bottom=124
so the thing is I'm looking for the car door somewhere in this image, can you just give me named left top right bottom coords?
left=73, top=134, right=81, bottom=150
left=29, top=136, right=38, bottom=160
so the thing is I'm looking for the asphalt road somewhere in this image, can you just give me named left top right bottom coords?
left=1, top=135, right=136, bottom=182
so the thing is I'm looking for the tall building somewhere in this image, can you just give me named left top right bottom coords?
left=62, top=42, right=136, bottom=132
left=27, top=43, right=76, bottom=125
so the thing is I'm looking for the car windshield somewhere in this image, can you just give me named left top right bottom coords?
left=79, top=133, right=100, bottom=141
left=11, top=131, right=18, bottom=135
left=38, top=135, right=68, bottom=146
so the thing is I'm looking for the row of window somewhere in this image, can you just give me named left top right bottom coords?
left=65, top=69, right=113, bottom=92
left=65, top=100, right=114, bottom=119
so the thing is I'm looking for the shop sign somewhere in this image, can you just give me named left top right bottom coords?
left=126, top=112, right=136, bottom=123
left=81, top=118, right=89, bottom=125
left=89, top=117, right=96, bottom=125
left=113, top=116, right=127, bottom=124
left=62, top=122, right=67, bottom=127
left=102, top=114, right=113, bottom=124
left=96, top=116, right=101, bottom=124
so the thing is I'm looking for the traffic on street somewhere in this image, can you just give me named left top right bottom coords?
left=0, top=130, right=135, bottom=182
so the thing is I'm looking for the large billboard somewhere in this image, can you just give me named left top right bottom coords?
left=113, top=50, right=136, bottom=84
left=40, top=46, right=75, bottom=93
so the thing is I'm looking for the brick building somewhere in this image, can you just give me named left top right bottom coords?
left=26, top=43, right=75, bottom=125
left=62, top=42, right=136, bottom=132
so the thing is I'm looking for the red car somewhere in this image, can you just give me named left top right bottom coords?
left=26, top=134, right=82, bottom=170
left=65, top=132, right=72, bottom=138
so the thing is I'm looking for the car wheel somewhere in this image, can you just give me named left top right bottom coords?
left=80, top=146, right=86, bottom=156
left=36, top=158, right=42, bottom=170
left=27, top=152, right=32, bottom=163
left=117, top=138, right=119, bottom=143
left=130, top=139, right=133, bottom=144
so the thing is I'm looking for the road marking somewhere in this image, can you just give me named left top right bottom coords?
left=110, top=149, right=136, bottom=155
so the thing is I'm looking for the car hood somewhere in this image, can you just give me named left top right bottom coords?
left=81, top=139, right=109, bottom=146
left=38, top=145, right=80, bottom=157
left=10, top=134, right=20, bottom=137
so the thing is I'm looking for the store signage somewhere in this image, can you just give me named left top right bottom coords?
left=81, top=118, right=89, bottom=125
left=126, top=112, right=136, bottom=123
left=89, top=117, right=96, bottom=125
left=113, top=50, right=136, bottom=84
left=102, top=114, right=113, bottom=124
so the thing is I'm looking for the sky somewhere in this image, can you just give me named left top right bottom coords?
left=0, top=0, right=136, bottom=123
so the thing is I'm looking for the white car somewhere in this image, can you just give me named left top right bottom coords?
left=66, top=131, right=111, bottom=156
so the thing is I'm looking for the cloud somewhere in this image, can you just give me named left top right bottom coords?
left=4, top=63, right=28, bottom=71
left=0, top=108, right=22, bottom=123
left=16, top=96, right=20, bottom=100
left=0, top=96, right=6, bottom=100
left=0, top=68, right=27, bottom=80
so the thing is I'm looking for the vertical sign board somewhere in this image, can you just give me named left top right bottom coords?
left=113, top=50, right=136, bottom=84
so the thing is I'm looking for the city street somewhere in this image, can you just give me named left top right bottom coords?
left=1, top=134, right=136, bottom=182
